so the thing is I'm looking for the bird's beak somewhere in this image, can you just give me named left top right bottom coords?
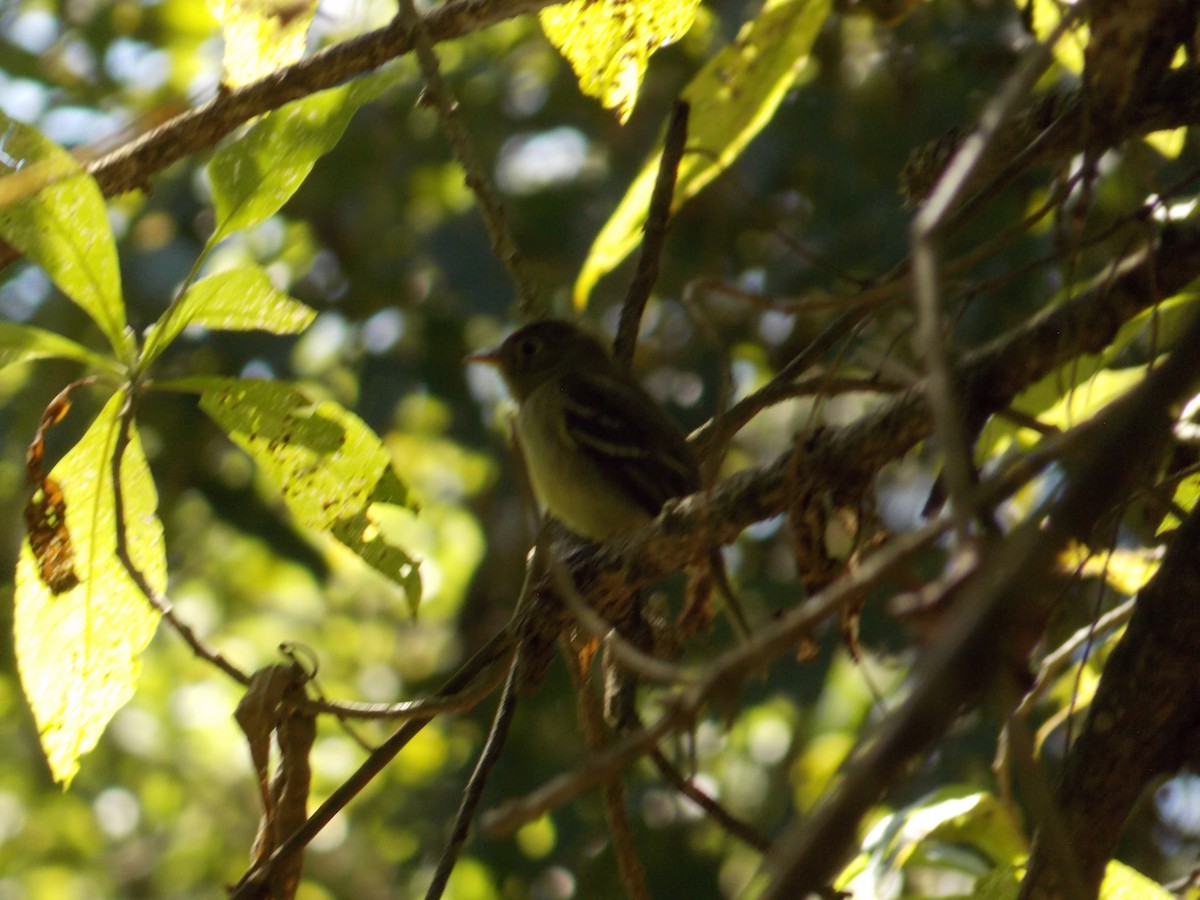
left=463, top=347, right=502, bottom=367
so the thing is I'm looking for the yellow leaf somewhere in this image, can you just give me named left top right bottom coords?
left=1145, top=127, right=1187, bottom=158
left=208, top=0, right=317, bottom=87
left=1101, top=859, right=1174, bottom=899
left=1026, top=0, right=1087, bottom=75
left=1061, top=541, right=1161, bottom=596
left=15, top=393, right=165, bottom=785
left=541, top=0, right=700, bottom=124
left=574, top=0, right=832, bottom=307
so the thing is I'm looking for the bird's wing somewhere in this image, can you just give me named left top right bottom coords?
left=558, top=370, right=699, bottom=516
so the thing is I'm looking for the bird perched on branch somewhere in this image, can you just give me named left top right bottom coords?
left=467, top=318, right=751, bottom=640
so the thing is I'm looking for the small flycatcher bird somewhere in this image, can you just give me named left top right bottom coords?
left=467, top=319, right=751, bottom=639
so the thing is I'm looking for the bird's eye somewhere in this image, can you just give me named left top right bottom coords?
left=515, top=335, right=542, bottom=361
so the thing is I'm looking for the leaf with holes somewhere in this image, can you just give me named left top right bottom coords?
left=14, top=392, right=165, bottom=785
left=192, top=377, right=422, bottom=611
left=541, top=0, right=700, bottom=124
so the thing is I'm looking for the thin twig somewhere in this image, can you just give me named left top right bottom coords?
left=560, top=638, right=651, bottom=900
left=481, top=516, right=950, bottom=835
left=551, top=557, right=697, bottom=687
left=302, top=666, right=513, bottom=720
left=393, top=0, right=540, bottom=317
left=425, top=652, right=524, bottom=899
left=109, top=389, right=251, bottom=686
left=229, top=627, right=517, bottom=898
left=909, top=13, right=1070, bottom=541
left=649, top=748, right=771, bottom=852
left=1016, top=597, right=1136, bottom=719
left=692, top=302, right=875, bottom=461
left=614, top=101, right=691, bottom=369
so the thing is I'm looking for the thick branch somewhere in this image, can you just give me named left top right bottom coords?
left=1019, top=504, right=1200, bottom=898
left=901, top=65, right=1200, bottom=204
left=90, top=0, right=555, bottom=197
left=0, top=0, right=558, bottom=272
left=763, top=250, right=1200, bottom=898
left=563, top=220, right=1200, bottom=624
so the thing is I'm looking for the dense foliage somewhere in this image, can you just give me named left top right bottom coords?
left=2, top=0, right=1200, bottom=897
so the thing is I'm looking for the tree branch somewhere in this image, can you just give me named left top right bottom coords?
left=570, top=220, right=1200, bottom=628
left=1019, top=500, right=1200, bottom=897
left=0, top=0, right=559, bottom=271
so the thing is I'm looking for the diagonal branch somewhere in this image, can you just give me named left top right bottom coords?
left=573, top=220, right=1200, bottom=627
left=0, top=0, right=560, bottom=271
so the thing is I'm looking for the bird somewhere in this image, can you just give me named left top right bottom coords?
left=466, top=318, right=752, bottom=640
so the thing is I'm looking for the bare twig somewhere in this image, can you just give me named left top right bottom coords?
left=394, top=0, right=541, bottom=317
left=481, top=516, right=950, bottom=835
left=614, top=101, right=691, bottom=369
left=909, top=13, right=1070, bottom=540
left=649, top=748, right=771, bottom=852
left=109, top=389, right=251, bottom=686
left=561, top=638, right=651, bottom=900
left=692, top=303, right=875, bottom=461
left=301, top=676, right=507, bottom=719
left=551, top=557, right=697, bottom=687
left=425, top=653, right=523, bottom=900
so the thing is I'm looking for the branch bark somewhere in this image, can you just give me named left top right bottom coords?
left=1020, top=501, right=1200, bottom=898
left=0, top=0, right=559, bottom=271
left=559, top=220, right=1200, bottom=629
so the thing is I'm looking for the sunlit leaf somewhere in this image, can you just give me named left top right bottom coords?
left=574, top=0, right=832, bottom=307
left=1061, top=542, right=1162, bottom=595
left=190, top=377, right=422, bottom=611
left=208, top=0, right=317, bottom=88
left=0, top=322, right=119, bottom=375
left=1145, top=127, right=1187, bottom=158
left=208, top=72, right=392, bottom=241
left=1025, top=0, right=1087, bottom=75
left=840, top=788, right=1027, bottom=897
left=1100, top=859, right=1173, bottom=899
left=0, top=116, right=130, bottom=360
left=540, top=0, right=700, bottom=124
left=978, top=292, right=1200, bottom=460
left=14, top=392, right=165, bottom=785
left=1159, top=473, right=1200, bottom=536
left=141, top=266, right=315, bottom=366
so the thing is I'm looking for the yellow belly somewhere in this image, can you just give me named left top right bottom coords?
left=516, top=385, right=649, bottom=541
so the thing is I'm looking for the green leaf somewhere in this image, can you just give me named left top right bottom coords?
left=0, top=115, right=130, bottom=359
left=0, top=322, right=120, bottom=375
left=208, top=72, right=392, bottom=241
left=14, top=392, right=165, bottom=785
left=208, top=0, right=317, bottom=88
left=541, top=0, right=700, bottom=124
left=1100, top=859, right=1172, bottom=899
left=193, top=377, right=422, bottom=611
left=977, top=292, right=1200, bottom=460
left=1025, top=0, right=1087, bottom=75
left=141, top=266, right=315, bottom=366
left=839, top=788, right=1027, bottom=895
left=1160, top=472, right=1200, bottom=535
left=573, top=0, right=832, bottom=307
left=970, top=865, right=1022, bottom=900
